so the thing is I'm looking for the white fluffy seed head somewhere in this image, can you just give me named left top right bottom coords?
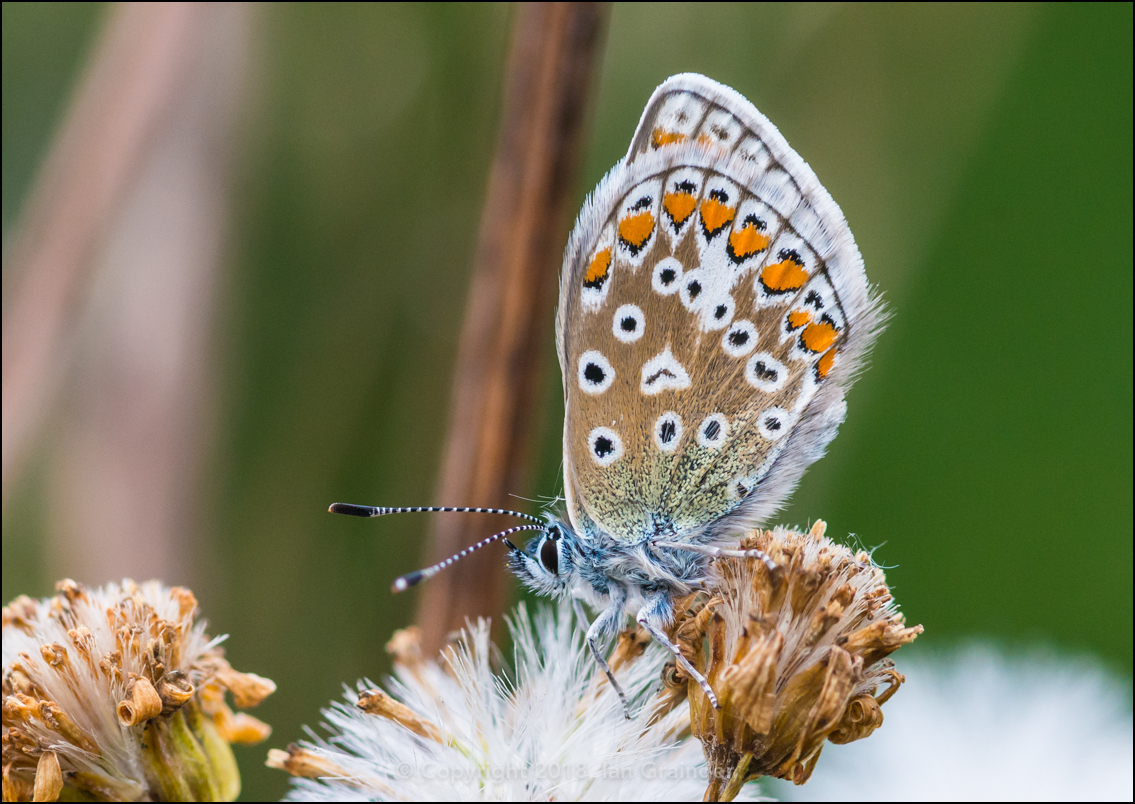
left=276, top=603, right=725, bottom=802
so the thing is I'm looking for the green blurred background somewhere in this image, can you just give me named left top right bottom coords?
left=3, top=3, right=1131, bottom=800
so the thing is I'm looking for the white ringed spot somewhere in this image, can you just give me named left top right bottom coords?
left=758, top=407, right=791, bottom=441
left=578, top=350, right=615, bottom=395
left=722, top=319, right=758, bottom=357
left=704, top=294, right=735, bottom=331
left=640, top=346, right=691, bottom=396
left=679, top=267, right=707, bottom=311
left=653, top=411, right=683, bottom=452
left=652, top=257, right=683, bottom=295
left=745, top=352, right=787, bottom=393
left=612, top=304, right=645, bottom=343
left=697, top=413, right=729, bottom=449
left=588, top=427, right=624, bottom=466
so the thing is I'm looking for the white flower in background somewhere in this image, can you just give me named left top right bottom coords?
left=270, top=603, right=725, bottom=802
left=770, top=645, right=1133, bottom=802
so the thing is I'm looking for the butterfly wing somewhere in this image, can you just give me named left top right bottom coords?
left=557, top=74, right=884, bottom=545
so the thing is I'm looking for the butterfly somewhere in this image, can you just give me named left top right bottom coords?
left=331, top=74, right=884, bottom=714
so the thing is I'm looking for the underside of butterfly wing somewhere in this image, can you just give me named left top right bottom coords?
left=557, top=75, right=885, bottom=546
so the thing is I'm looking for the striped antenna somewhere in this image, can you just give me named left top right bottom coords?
left=329, top=503, right=543, bottom=526
left=390, top=524, right=545, bottom=593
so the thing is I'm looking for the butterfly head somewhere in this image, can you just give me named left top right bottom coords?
left=508, top=520, right=582, bottom=598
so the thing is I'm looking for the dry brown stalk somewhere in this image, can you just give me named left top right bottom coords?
left=416, top=2, right=609, bottom=654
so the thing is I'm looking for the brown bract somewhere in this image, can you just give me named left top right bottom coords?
left=2, top=579, right=275, bottom=802
left=671, top=522, right=922, bottom=801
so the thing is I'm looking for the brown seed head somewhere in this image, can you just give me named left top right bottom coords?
left=2, top=580, right=276, bottom=801
left=679, top=522, right=923, bottom=801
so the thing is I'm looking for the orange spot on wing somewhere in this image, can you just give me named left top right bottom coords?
left=787, top=310, right=812, bottom=330
left=652, top=128, right=687, bottom=148
left=696, top=133, right=713, bottom=146
left=816, top=348, right=837, bottom=379
left=700, top=197, right=735, bottom=237
left=728, top=224, right=770, bottom=260
left=663, top=192, right=697, bottom=227
left=619, top=212, right=655, bottom=249
left=583, top=248, right=611, bottom=288
left=760, top=259, right=809, bottom=293
left=801, top=321, right=839, bottom=353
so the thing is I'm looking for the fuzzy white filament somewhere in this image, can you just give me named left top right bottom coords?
left=281, top=603, right=742, bottom=802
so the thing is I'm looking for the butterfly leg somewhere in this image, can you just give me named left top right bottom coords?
left=653, top=540, right=776, bottom=572
left=636, top=593, right=720, bottom=710
left=584, top=591, right=631, bottom=719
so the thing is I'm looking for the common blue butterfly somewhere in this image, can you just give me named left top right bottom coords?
left=332, top=74, right=884, bottom=713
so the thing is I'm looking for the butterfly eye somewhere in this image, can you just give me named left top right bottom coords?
left=539, top=535, right=559, bottom=575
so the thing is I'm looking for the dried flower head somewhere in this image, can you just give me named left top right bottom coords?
left=671, top=521, right=922, bottom=800
left=2, top=579, right=275, bottom=802
left=269, top=604, right=719, bottom=802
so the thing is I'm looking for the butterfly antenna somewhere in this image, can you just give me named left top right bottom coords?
left=390, top=524, right=544, bottom=593
left=329, top=503, right=543, bottom=525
